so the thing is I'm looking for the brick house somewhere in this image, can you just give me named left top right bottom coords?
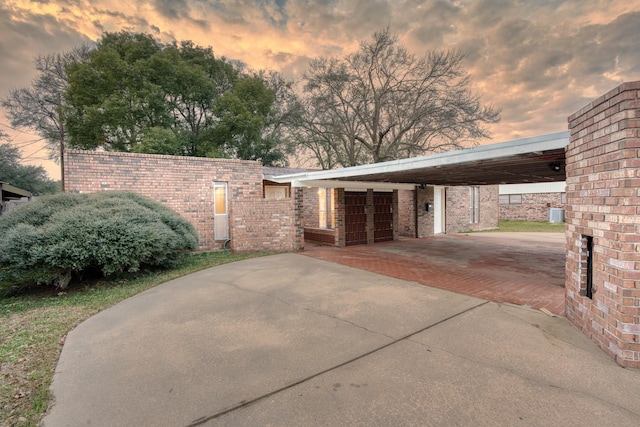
left=499, top=182, right=567, bottom=222
left=65, top=151, right=305, bottom=252
left=66, top=151, right=498, bottom=251
left=65, top=81, right=640, bottom=367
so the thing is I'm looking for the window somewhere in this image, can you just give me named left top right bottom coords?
left=264, top=185, right=290, bottom=200
left=470, top=186, right=480, bottom=224
left=499, top=194, right=522, bottom=205
left=213, top=182, right=228, bottom=240
left=561, top=192, right=567, bottom=204
left=580, top=235, right=594, bottom=299
left=318, top=187, right=327, bottom=228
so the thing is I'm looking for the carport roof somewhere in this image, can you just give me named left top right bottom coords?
left=273, top=131, right=569, bottom=187
left=1, top=181, right=32, bottom=201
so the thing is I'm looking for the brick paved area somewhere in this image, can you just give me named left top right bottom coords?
left=303, top=233, right=566, bottom=315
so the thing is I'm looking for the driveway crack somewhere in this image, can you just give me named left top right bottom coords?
left=185, top=300, right=489, bottom=426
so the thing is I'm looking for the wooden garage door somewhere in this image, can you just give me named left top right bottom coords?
left=374, top=192, right=393, bottom=243
left=345, top=192, right=367, bottom=246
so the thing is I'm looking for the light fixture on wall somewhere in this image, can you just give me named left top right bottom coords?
left=548, top=162, right=562, bottom=172
left=417, top=183, right=427, bottom=189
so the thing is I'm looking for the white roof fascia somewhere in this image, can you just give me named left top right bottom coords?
left=292, top=179, right=415, bottom=190
left=272, top=131, right=569, bottom=185
left=499, top=182, right=567, bottom=195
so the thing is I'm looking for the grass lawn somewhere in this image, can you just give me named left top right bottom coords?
left=476, top=220, right=565, bottom=233
left=0, top=250, right=268, bottom=426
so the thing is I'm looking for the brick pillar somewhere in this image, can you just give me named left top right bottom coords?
left=416, top=186, right=434, bottom=237
left=366, top=189, right=374, bottom=244
left=335, top=188, right=346, bottom=247
left=566, top=81, right=640, bottom=368
left=294, top=187, right=305, bottom=251
left=392, top=190, right=399, bottom=240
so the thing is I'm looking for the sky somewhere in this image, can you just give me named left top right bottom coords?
left=1, top=0, right=640, bottom=179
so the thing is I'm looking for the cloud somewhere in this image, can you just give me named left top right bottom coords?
left=154, top=0, right=190, bottom=20
left=1, top=0, right=640, bottom=173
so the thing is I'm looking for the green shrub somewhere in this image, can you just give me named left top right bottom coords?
left=0, top=192, right=198, bottom=293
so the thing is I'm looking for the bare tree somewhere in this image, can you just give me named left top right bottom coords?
left=298, top=28, right=501, bottom=168
left=2, top=46, right=90, bottom=190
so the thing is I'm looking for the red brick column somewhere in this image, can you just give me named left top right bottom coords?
left=392, top=190, right=399, bottom=240
left=565, top=81, right=640, bottom=368
left=335, top=188, right=346, bottom=247
left=366, top=189, right=374, bottom=244
left=294, top=187, right=305, bottom=251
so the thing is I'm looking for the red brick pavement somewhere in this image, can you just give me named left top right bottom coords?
left=302, top=233, right=566, bottom=315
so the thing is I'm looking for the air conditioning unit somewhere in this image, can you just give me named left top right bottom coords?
left=549, top=208, right=565, bottom=223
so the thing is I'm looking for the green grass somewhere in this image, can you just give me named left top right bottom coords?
left=476, top=220, right=565, bottom=233
left=0, top=250, right=269, bottom=427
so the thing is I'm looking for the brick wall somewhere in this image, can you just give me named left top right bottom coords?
left=565, top=81, right=640, bottom=368
left=65, top=150, right=300, bottom=252
left=445, top=185, right=499, bottom=233
left=500, top=193, right=565, bottom=222
left=416, top=186, right=435, bottom=237
left=398, top=189, right=416, bottom=237
left=230, top=198, right=299, bottom=252
left=303, top=187, right=319, bottom=228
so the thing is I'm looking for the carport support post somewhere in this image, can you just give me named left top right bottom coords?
left=294, top=187, right=305, bottom=251
left=565, top=81, right=640, bottom=368
left=393, top=190, right=399, bottom=240
left=335, top=188, right=346, bottom=247
left=366, top=189, right=375, bottom=244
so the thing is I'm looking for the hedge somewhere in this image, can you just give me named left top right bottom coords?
left=0, top=192, right=198, bottom=293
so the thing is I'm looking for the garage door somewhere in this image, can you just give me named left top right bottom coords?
left=374, top=192, right=393, bottom=243
left=345, top=192, right=367, bottom=246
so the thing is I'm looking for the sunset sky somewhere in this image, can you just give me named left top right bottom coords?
left=2, top=0, right=639, bottom=179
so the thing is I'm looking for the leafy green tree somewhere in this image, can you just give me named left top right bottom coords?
left=0, top=142, right=59, bottom=195
left=65, top=32, right=167, bottom=152
left=64, top=31, right=289, bottom=164
left=213, top=76, right=290, bottom=165
left=298, top=28, right=501, bottom=167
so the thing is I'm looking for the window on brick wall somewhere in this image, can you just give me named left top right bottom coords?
left=469, top=186, right=480, bottom=224
left=318, top=187, right=327, bottom=228
left=317, top=187, right=335, bottom=229
left=499, top=194, right=522, bottom=205
left=264, top=185, right=290, bottom=200
left=214, top=182, right=229, bottom=241
left=561, top=192, right=566, bottom=204
left=580, top=235, right=594, bottom=299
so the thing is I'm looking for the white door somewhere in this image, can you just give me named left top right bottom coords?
left=433, top=186, right=445, bottom=234
left=214, top=182, right=229, bottom=240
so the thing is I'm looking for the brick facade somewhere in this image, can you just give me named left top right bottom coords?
left=398, top=189, right=417, bottom=237
left=416, top=186, right=435, bottom=237
left=500, top=192, right=565, bottom=222
left=445, top=186, right=499, bottom=233
left=65, top=150, right=301, bottom=252
left=565, top=81, right=640, bottom=368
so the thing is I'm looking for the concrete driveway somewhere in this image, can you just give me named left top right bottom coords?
left=44, top=253, right=640, bottom=426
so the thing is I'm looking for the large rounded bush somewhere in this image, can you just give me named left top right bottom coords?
left=0, top=192, right=198, bottom=291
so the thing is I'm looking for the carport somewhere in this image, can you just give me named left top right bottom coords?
left=272, top=132, right=569, bottom=312
left=275, top=80, right=640, bottom=368
left=274, top=131, right=568, bottom=187
left=273, top=132, right=568, bottom=246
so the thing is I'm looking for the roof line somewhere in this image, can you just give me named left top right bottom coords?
left=272, top=131, right=569, bottom=183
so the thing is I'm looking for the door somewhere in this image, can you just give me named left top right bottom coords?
left=373, top=192, right=393, bottom=243
left=433, top=186, right=445, bottom=234
left=214, top=182, right=229, bottom=240
left=345, top=192, right=367, bottom=246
